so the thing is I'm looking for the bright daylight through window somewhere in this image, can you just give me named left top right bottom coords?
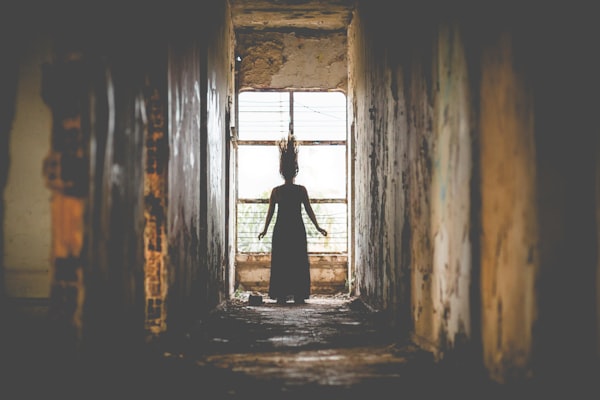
left=236, top=91, right=347, bottom=254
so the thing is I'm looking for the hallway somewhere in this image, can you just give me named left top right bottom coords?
left=2, top=0, right=600, bottom=395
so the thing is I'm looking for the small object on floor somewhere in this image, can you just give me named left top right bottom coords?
left=276, top=298, right=287, bottom=305
left=248, top=293, right=263, bottom=306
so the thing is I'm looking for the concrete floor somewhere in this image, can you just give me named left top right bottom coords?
left=2, top=293, right=596, bottom=399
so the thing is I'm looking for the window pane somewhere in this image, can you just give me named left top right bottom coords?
left=237, top=203, right=271, bottom=253
left=295, top=145, right=345, bottom=199
left=238, top=92, right=290, bottom=140
left=237, top=90, right=348, bottom=255
left=293, top=92, right=346, bottom=141
left=237, top=203, right=347, bottom=253
left=305, top=203, right=347, bottom=252
left=239, top=145, right=345, bottom=199
left=238, top=146, right=280, bottom=199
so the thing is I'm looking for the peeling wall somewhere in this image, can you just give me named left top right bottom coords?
left=167, top=38, right=204, bottom=331
left=351, top=0, right=599, bottom=384
left=167, top=3, right=234, bottom=331
left=423, top=23, right=473, bottom=357
left=236, top=30, right=347, bottom=91
left=205, top=0, right=235, bottom=308
left=349, top=0, right=474, bottom=363
left=477, top=9, right=600, bottom=383
left=347, top=4, right=413, bottom=327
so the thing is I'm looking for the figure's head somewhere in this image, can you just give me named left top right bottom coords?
left=278, top=134, right=299, bottom=181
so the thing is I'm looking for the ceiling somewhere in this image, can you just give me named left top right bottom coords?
left=229, top=0, right=355, bottom=31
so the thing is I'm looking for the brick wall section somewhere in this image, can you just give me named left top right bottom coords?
left=144, top=71, right=168, bottom=336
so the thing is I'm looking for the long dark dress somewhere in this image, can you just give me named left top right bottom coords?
left=268, top=184, right=311, bottom=300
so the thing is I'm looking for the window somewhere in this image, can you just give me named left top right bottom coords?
left=235, top=91, right=347, bottom=254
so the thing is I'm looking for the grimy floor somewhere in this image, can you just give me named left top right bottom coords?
left=2, top=293, right=595, bottom=399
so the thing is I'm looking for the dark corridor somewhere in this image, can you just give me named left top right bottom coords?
left=2, top=1, right=600, bottom=397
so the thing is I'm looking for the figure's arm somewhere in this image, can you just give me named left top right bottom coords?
left=258, top=188, right=276, bottom=240
left=301, top=186, right=327, bottom=236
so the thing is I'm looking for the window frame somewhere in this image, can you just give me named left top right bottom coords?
left=234, top=90, right=348, bottom=255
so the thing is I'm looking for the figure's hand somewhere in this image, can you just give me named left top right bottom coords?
left=258, top=231, right=266, bottom=240
left=318, top=227, right=327, bottom=236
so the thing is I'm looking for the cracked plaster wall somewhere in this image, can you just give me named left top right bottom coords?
left=348, top=3, right=473, bottom=359
left=167, top=2, right=234, bottom=331
left=350, top=0, right=600, bottom=384
left=236, top=30, right=347, bottom=91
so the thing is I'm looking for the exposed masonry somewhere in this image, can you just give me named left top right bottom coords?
left=144, top=81, right=168, bottom=335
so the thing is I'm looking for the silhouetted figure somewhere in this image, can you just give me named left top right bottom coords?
left=258, top=134, right=327, bottom=305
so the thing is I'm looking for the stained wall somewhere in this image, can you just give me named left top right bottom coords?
left=348, top=3, right=474, bottom=353
left=166, top=2, right=234, bottom=332
left=349, top=0, right=600, bottom=384
left=236, top=30, right=347, bottom=91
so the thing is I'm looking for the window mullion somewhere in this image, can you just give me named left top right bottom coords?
left=289, top=91, right=294, bottom=135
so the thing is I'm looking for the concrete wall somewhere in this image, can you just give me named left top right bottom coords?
left=347, top=5, right=412, bottom=328
left=81, top=34, right=151, bottom=360
left=349, top=0, right=531, bottom=379
left=2, top=35, right=52, bottom=299
left=428, top=23, right=473, bottom=358
left=167, top=2, right=234, bottom=332
left=479, top=30, right=538, bottom=382
left=477, top=10, right=600, bottom=383
left=236, top=254, right=347, bottom=294
left=167, top=37, right=205, bottom=331
left=206, top=1, right=235, bottom=306
left=350, top=0, right=599, bottom=384
left=348, top=3, right=474, bottom=348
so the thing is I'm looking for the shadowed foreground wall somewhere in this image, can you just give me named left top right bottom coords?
left=167, top=2, right=233, bottom=333
left=350, top=0, right=599, bottom=384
